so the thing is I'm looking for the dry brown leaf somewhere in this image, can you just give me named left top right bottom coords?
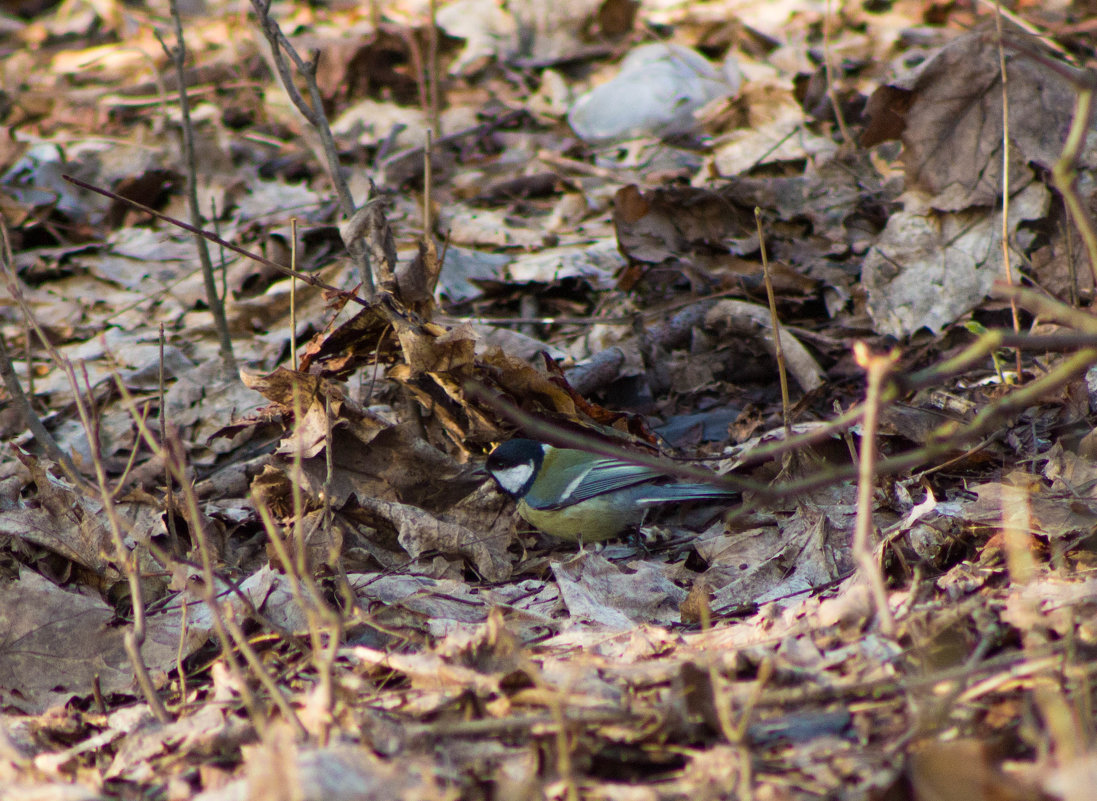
left=0, top=570, right=184, bottom=714
left=552, top=551, right=686, bottom=627
left=353, top=495, right=511, bottom=583
left=862, top=30, right=1082, bottom=212
left=704, top=299, right=825, bottom=391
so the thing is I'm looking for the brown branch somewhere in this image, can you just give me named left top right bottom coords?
left=852, top=343, right=898, bottom=636
left=156, top=0, right=236, bottom=372
left=61, top=174, right=372, bottom=309
left=249, top=0, right=378, bottom=297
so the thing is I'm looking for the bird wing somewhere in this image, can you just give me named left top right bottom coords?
left=531, top=449, right=736, bottom=510
left=534, top=454, right=666, bottom=510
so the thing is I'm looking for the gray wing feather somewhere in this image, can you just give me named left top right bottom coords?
left=544, top=458, right=666, bottom=508
left=546, top=458, right=734, bottom=508
left=631, top=483, right=739, bottom=505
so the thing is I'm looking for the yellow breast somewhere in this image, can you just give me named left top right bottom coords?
left=516, top=495, right=644, bottom=542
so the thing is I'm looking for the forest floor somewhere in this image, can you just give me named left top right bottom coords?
left=2, top=0, right=1097, bottom=799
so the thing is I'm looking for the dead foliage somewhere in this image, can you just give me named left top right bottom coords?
left=2, top=1, right=1097, bottom=799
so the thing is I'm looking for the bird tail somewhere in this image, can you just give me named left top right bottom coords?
left=635, top=483, right=738, bottom=506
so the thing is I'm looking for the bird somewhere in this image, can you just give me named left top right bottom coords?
left=484, top=438, right=738, bottom=543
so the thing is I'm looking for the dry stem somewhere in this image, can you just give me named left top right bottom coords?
left=755, top=208, right=791, bottom=441
left=851, top=342, right=897, bottom=636
left=249, top=0, right=379, bottom=297
left=157, top=0, right=236, bottom=372
left=993, top=2, right=1024, bottom=381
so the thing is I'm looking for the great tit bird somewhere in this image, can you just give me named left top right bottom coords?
left=485, top=438, right=738, bottom=543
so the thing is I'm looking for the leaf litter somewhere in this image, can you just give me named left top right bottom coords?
left=2, top=0, right=1097, bottom=799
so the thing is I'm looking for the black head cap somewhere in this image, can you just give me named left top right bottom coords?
left=485, top=439, right=545, bottom=497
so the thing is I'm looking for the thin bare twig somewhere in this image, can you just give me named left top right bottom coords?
left=249, top=0, right=378, bottom=297
left=0, top=332, right=88, bottom=490
left=851, top=343, right=898, bottom=636
left=23, top=317, right=34, bottom=412
left=61, top=174, right=371, bottom=309
left=0, top=223, right=97, bottom=494
left=219, top=599, right=307, bottom=738
left=159, top=323, right=180, bottom=559
left=823, top=0, right=853, bottom=143
left=427, top=0, right=441, bottom=137
left=424, top=128, right=433, bottom=239
left=993, top=3, right=1023, bottom=382
left=290, top=217, right=299, bottom=370
left=755, top=208, right=791, bottom=442
left=138, top=406, right=268, bottom=730
left=69, top=356, right=170, bottom=722
left=472, top=311, right=1097, bottom=506
left=112, top=369, right=270, bottom=727
left=1041, top=56, right=1097, bottom=286
left=253, top=495, right=341, bottom=741
left=175, top=597, right=189, bottom=714
left=157, top=0, right=236, bottom=372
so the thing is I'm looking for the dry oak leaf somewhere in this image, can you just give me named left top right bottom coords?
left=862, top=30, right=1086, bottom=212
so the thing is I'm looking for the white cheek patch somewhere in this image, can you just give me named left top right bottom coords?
left=493, top=463, right=535, bottom=495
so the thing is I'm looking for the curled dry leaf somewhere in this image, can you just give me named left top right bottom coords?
left=704, top=299, right=825, bottom=391
left=354, top=495, right=512, bottom=583
left=552, top=551, right=686, bottom=627
left=862, top=30, right=1083, bottom=212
